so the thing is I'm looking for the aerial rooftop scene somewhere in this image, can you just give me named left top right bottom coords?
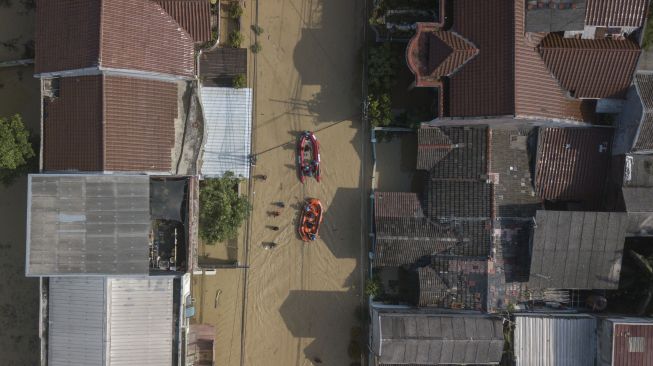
left=1, top=0, right=653, bottom=365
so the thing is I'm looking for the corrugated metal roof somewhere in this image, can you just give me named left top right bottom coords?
left=200, top=87, right=252, bottom=178
left=107, top=278, right=174, bottom=366
left=515, top=0, right=597, bottom=122
left=585, top=0, right=650, bottom=27
left=47, top=277, right=174, bottom=366
left=378, top=311, right=504, bottom=365
left=539, top=34, right=640, bottom=99
left=49, top=277, right=106, bottom=366
left=155, top=0, right=212, bottom=42
left=529, top=210, right=627, bottom=289
left=27, top=175, right=151, bottom=276
left=535, top=127, right=612, bottom=202
left=36, top=0, right=195, bottom=77
left=612, top=322, right=653, bottom=366
left=514, top=314, right=596, bottom=366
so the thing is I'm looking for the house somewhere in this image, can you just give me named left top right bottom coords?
left=614, top=73, right=653, bottom=154
left=47, top=276, right=183, bottom=366
left=528, top=210, right=628, bottom=290
left=26, top=174, right=193, bottom=276
left=525, top=0, right=650, bottom=37
left=35, top=0, right=211, bottom=173
left=514, top=313, right=598, bottom=366
left=515, top=313, right=653, bottom=366
left=370, top=307, right=505, bottom=365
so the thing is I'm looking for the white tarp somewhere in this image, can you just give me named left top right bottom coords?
left=200, top=87, right=252, bottom=178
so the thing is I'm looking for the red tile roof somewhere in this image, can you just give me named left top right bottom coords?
left=539, top=33, right=641, bottom=99
left=446, top=0, right=515, bottom=117
left=103, top=76, right=177, bottom=172
left=514, top=0, right=597, bottom=122
left=586, top=0, right=650, bottom=27
left=535, top=127, right=613, bottom=202
left=43, top=75, right=178, bottom=172
left=154, top=0, right=212, bottom=42
left=43, top=76, right=104, bottom=171
left=406, top=23, right=478, bottom=87
left=100, top=0, right=195, bottom=77
left=35, top=0, right=102, bottom=74
left=35, top=0, right=196, bottom=77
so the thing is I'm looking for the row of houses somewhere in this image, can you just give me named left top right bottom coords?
left=25, top=0, right=251, bottom=365
left=369, top=0, right=653, bottom=365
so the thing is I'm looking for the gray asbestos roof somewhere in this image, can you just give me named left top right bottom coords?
left=514, top=314, right=596, bottom=366
left=48, top=277, right=174, bottom=366
left=27, top=174, right=151, bottom=276
left=377, top=312, right=504, bottom=365
left=200, top=87, right=252, bottom=178
left=529, top=210, right=627, bottom=289
left=633, top=73, right=653, bottom=151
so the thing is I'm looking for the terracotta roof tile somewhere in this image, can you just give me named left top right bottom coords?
left=103, top=76, right=177, bottom=171
left=154, top=0, right=212, bottom=42
left=633, top=73, right=653, bottom=151
left=406, top=23, right=478, bottom=87
left=35, top=0, right=102, bottom=74
left=101, top=0, right=195, bottom=77
left=586, top=0, right=650, bottom=27
left=515, top=0, right=597, bottom=121
left=43, top=76, right=104, bottom=171
left=535, top=127, right=613, bottom=202
left=199, top=48, right=248, bottom=86
left=417, top=126, right=488, bottom=179
left=36, top=0, right=195, bottom=77
left=446, top=0, right=515, bottom=117
left=539, top=33, right=640, bottom=99
left=417, top=257, right=488, bottom=310
left=43, top=75, right=178, bottom=172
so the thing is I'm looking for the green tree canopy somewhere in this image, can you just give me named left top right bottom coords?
left=199, top=172, right=251, bottom=243
left=0, top=114, right=34, bottom=170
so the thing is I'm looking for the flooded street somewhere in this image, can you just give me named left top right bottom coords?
left=0, top=2, right=39, bottom=365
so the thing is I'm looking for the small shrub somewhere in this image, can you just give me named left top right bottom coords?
left=251, top=24, right=264, bottom=35
left=232, top=74, right=246, bottom=88
left=229, top=30, right=243, bottom=48
left=367, top=94, right=392, bottom=128
left=250, top=41, right=262, bottom=53
left=364, top=277, right=383, bottom=298
left=228, top=1, right=243, bottom=19
left=347, top=340, right=361, bottom=359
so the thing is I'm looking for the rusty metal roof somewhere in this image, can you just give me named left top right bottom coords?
left=36, top=0, right=195, bottom=77
left=155, top=0, right=212, bottom=42
left=534, top=127, right=613, bottom=202
left=43, top=75, right=178, bottom=172
left=446, top=0, right=515, bottom=117
left=612, top=322, right=653, bottom=366
left=515, top=0, right=597, bottom=122
left=585, top=0, right=650, bottom=27
left=539, top=33, right=641, bottom=99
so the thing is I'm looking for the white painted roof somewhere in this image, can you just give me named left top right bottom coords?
left=48, top=277, right=174, bottom=366
left=200, top=87, right=252, bottom=178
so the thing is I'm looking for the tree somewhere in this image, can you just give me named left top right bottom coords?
left=229, top=30, right=243, bottom=48
left=199, top=172, right=251, bottom=243
left=228, top=1, right=243, bottom=19
left=367, top=94, right=392, bottom=127
left=367, top=43, right=396, bottom=95
left=250, top=41, right=262, bottom=54
left=0, top=114, right=34, bottom=170
left=232, top=74, right=246, bottom=88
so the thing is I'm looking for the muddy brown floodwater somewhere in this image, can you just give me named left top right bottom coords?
left=0, top=2, right=40, bottom=365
